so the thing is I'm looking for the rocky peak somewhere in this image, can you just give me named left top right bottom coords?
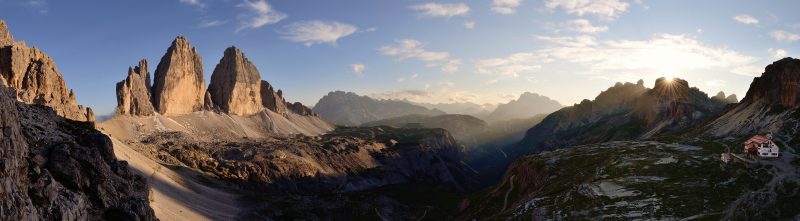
left=152, top=36, right=206, bottom=116
left=208, top=46, right=263, bottom=115
left=116, top=59, right=155, bottom=116
left=0, top=20, right=89, bottom=121
left=0, top=20, right=13, bottom=46
left=741, top=57, right=800, bottom=107
left=260, top=80, right=288, bottom=115
left=712, top=91, right=738, bottom=104
left=650, top=77, right=690, bottom=101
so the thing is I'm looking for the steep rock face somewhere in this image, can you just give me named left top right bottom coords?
left=484, top=92, right=563, bottom=122
left=260, top=80, right=288, bottom=115
left=313, top=91, right=446, bottom=126
left=115, top=59, right=155, bottom=116
left=704, top=58, right=800, bottom=137
left=741, top=57, right=800, bottom=106
left=208, top=47, right=263, bottom=115
left=0, top=87, right=155, bottom=220
left=0, top=20, right=90, bottom=121
left=152, top=36, right=206, bottom=116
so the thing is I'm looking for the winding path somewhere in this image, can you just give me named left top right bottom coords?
left=502, top=175, right=516, bottom=210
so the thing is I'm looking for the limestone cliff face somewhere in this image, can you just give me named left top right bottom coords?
left=0, top=20, right=91, bottom=121
left=208, top=47, right=263, bottom=115
left=286, top=101, right=317, bottom=116
left=741, top=57, right=800, bottom=107
left=260, top=80, right=288, bottom=115
left=116, top=59, right=155, bottom=116
left=0, top=87, right=156, bottom=220
left=152, top=36, right=206, bottom=116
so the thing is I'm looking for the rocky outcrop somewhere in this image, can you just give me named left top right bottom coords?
left=116, top=59, right=155, bottom=116
left=152, top=36, right=206, bottom=116
left=134, top=126, right=467, bottom=193
left=260, top=80, right=288, bottom=115
left=286, top=101, right=316, bottom=116
left=741, top=57, right=800, bottom=107
left=313, top=91, right=446, bottom=126
left=711, top=91, right=738, bottom=104
left=0, top=20, right=90, bottom=121
left=484, top=92, right=563, bottom=122
left=0, top=20, right=12, bottom=47
left=0, top=87, right=156, bottom=220
left=208, top=47, right=263, bottom=115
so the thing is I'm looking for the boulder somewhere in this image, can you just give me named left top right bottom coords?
left=152, top=36, right=206, bottom=116
left=208, top=47, right=263, bottom=115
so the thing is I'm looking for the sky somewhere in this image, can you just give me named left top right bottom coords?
left=1, top=0, right=799, bottom=116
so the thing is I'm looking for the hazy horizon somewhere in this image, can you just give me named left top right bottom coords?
left=1, top=0, right=798, bottom=116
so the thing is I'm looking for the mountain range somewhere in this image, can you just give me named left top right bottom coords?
left=2, top=17, right=800, bottom=220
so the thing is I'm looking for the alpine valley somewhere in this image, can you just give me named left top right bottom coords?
left=1, top=1, right=799, bottom=220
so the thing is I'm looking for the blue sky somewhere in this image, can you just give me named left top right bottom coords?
left=1, top=0, right=798, bottom=116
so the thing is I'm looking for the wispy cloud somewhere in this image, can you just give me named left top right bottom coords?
left=279, top=20, right=358, bottom=46
left=475, top=53, right=547, bottom=82
left=768, top=48, right=788, bottom=59
left=475, top=33, right=760, bottom=83
left=410, top=2, right=470, bottom=18
left=352, top=63, right=366, bottom=77
left=179, top=0, right=206, bottom=8
left=566, top=19, right=608, bottom=34
left=236, top=0, right=287, bottom=32
left=544, top=0, right=630, bottom=20
left=732, top=14, right=759, bottom=25
left=770, top=30, right=800, bottom=43
left=370, top=86, right=482, bottom=104
left=24, top=0, right=48, bottom=14
left=492, top=0, right=521, bottom=15
left=379, top=39, right=462, bottom=74
left=198, top=20, right=228, bottom=28
left=464, top=21, right=476, bottom=29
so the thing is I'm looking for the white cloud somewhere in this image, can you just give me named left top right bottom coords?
left=179, top=0, right=206, bottom=8
left=476, top=33, right=760, bottom=82
left=475, top=53, right=547, bottom=81
left=236, top=0, right=287, bottom=32
left=410, top=2, right=470, bottom=17
left=411, top=73, right=419, bottom=79
left=566, top=19, right=608, bottom=34
left=732, top=14, right=759, bottom=25
left=279, top=20, right=358, bottom=46
left=380, top=39, right=461, bottom=74
left=464, top=21, right=476, bottom=29
left=370, top=87, right=481, bottom=104
left=198, top=20, right=227, bottom=28
left=492, top=0, right=522, bottom=15
left=380, top=39, right=450, bottom=62
left=770, top=30, right=800, bottom=43
left=441, top=59, right=462, bottom=73
left=545, top=0, right=630, bottom=20
left=352, top=63, right=366, bottom=77
left=396, top=77, right=406, bottom=83
left=768, top=48, right=788, bottom=59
